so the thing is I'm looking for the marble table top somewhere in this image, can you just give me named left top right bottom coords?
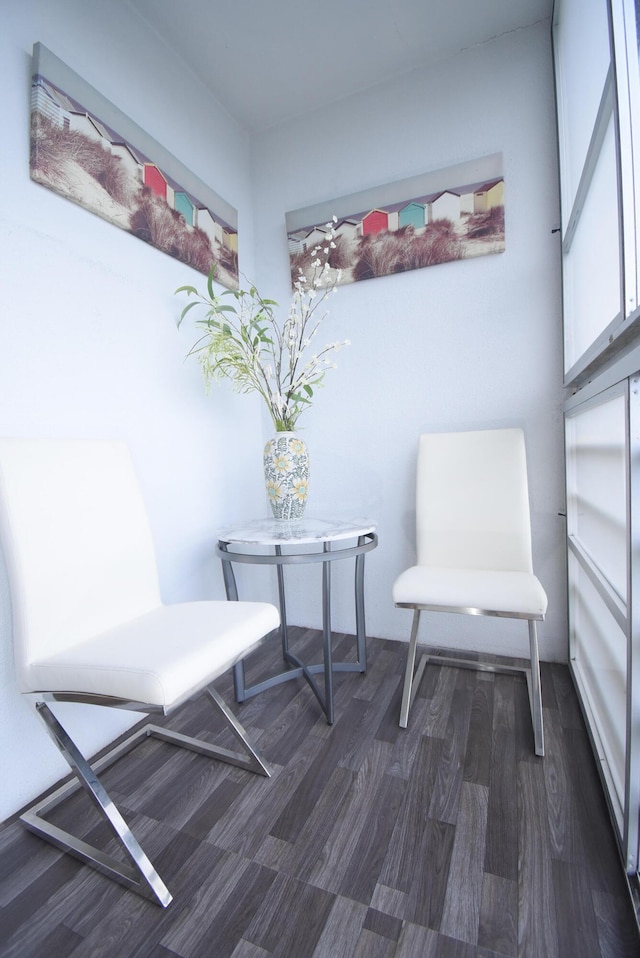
left=217, top=516, right=377, bottom=547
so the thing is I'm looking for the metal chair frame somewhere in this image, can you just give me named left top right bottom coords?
left=396, top=602, right=545, bottom=756
left=20, top=684, right=270, bottom=908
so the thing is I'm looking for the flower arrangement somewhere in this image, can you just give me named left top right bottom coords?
left=176, top=217, right=349, bottom=433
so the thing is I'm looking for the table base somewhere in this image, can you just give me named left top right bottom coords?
left=233, top=636, right=367, bottom=725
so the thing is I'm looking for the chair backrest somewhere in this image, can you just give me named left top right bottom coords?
left=416, top=428, right=534, bottom=572
left=0, top=439, right=162, bottom=691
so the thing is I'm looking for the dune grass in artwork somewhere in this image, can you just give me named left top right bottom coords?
left=287, top=167, right=505, bottom=290
left=30, top=50, right=239, bottom=288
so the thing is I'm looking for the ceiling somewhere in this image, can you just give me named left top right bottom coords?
left=126, top=0, right=554, bottom=134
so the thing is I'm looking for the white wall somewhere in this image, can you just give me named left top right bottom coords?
left=251, top=21, right=567, bottom=662
left=0, top=0, right=267, bottom=820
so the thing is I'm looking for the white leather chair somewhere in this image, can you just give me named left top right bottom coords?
left=0, top=439, right=279, bottom=906
left=392, top=428, right=547, bottom=756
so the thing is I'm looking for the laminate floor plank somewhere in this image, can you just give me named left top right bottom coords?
left=268, top=696, right=371, bottom=844
left=137, top=946, right=182, bottom=958
left=484, top=675, right=518, bottom=882
left=62, top=860, right=157, bottom=941
left=184, top=862, right=278, bottom=958
left=423, top=665, right=460, bottom=739
left=259, top=688, right=326, bottom=765
left=542, top=705, right=582, bottom=864
left=363, top=906, right=404, bottom=942
left=428, top=686, right=474, bottom=825
left=66, top=839, right=218, bottom=958
left=337, top=772, right=407, bottom=905
left=434, top=933, right=477, bottom=957
left=517, top=759, right=560, bottom=958
left=562, top=727, right=626, bottom=890
left=351, top=929, right=397, bottom=957
left=160, top=848, right=256, bottom=955
left=337, top=676, right=401, bottom=773
left=64, top=896, right=162, bottom=958
left=394, top=921, right=439, bottom=957
left=205, top=737, right=323, bottom=855
left=306, top=739, right=396, bottom=894
left=385, top=692, right=436, bottom=781
left=477, top=872, right=517, bottom=957
left=254, top=764, right=354, bottom=879
left=370, top=882, right=410, bottom=921
left=96, top=734, right=177, bottom=798
left=439, top=781, right=489, bottom=945
left=182, top=777, right=247, bottom=842
left=552, top=859, right=602, bottom=958
left=0, top=854, right=84, bottom=956
left=243, top=872, right=335, bottom=956
left=29, top=923, right=84, bottom=957
left=405, top=817, right=457, bottom=929
left=0, top=634, right=636, bottom=958
left=463, top=677, right=494, bottom=787
left=592, top=889, right=640, bottom=958
left=356, top=644, right=404, bottom=706
left=550, top=662, right=585, bottom=730
left=380, top=734, right=445, bottom=895
left=129, top=749, right=235, bottom=831
left=0, top=826, right=64, bottom=906
left=111, top=745, right=209, bottom=822
left=229, top=942, right=270, bottom=958
left=309, top=896, right=369, bottom=958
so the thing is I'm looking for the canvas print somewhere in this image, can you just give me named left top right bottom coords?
left=286, top=155, right=505, bottom=289
left=30, top=44, right=238, bottom=289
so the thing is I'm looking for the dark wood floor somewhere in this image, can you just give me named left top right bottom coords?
left=0, top=629, right=638, bottom=958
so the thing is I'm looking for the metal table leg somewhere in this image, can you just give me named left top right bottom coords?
left=218, top=544, right=249, bottom=704
left=275, top=545, right=289, bottom=656
left=322, top=542, right=334, bottom=724
left=354, top=534, right=368, bottom=671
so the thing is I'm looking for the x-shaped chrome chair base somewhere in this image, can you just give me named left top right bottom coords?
left=20, top=686, right=269, bottom=908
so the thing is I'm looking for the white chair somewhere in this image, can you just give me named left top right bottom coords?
left=392, top=428, right=547, bottom=756
left=0, top=439, right=279, bottom=906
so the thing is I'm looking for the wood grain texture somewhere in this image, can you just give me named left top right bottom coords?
left=517, top=760, right=560, bottom=957
left=440, top=781, right=489, bottom=944
left=478, top=872, right=517, bottom=957
left=310, top=896, right=369, bottom=958
left=463, top=678, right=494, bottom=787
left=0, top=633, right=637, bottom=957
left=484, top=674, right=518, bottom=882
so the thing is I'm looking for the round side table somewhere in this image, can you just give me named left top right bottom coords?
left=215, top=517, right=378, bottom=724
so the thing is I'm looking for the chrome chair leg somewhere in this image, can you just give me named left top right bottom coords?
left=528, top=619, right=545, bottom=757
left=399, top=609, right=422, bottom=728
left=204, top=686, right=271, bottom=776
left=22, top=702, right=173, bottom=907
left=398, top=611, right=545, bottom=756
left=20, top=687, right=270, bottom=906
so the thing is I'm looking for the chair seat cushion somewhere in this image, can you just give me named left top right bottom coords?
left=392, top=566, right=547, bottom=617
left=22, top=601, right=279, bottom=709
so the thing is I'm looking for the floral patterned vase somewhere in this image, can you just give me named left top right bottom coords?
left=263, top=432, right=310, bottom=520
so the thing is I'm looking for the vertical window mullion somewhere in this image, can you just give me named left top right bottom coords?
left=625, top=374, right=640, bottom=872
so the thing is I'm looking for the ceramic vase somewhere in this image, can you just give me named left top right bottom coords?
left=263, top=432, right=309, bottom=520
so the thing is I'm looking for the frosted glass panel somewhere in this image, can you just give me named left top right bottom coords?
left=624, top=0, right=640, bottom=314
left=563, top=113, right=621, bottom=371
left=554, top=0, right=611, bottom=225
left=566, top=392, right=627, bottom=600
left=557, top=0, right=640, bottom=881
left=569, top=552, right=627, bottom=824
